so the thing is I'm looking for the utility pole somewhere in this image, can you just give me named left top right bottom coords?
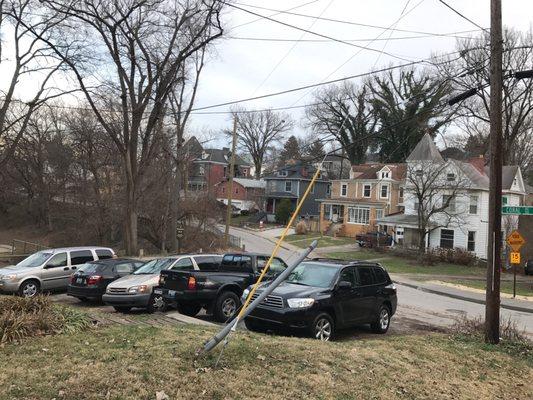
left=224, top=116, right=238, bottom=247
left=485, top=0, right=503, bottom=344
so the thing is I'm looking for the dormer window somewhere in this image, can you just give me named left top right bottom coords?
left=447, top=173, right=456, bottom=181
left=379, top=167, right=391, bottom=180
left=381, top=171, right=390, bottom=179
left=277, top=170, right=288, bottom=177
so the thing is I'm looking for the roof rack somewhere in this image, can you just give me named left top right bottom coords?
left=307, top=257, right=381, bottom=266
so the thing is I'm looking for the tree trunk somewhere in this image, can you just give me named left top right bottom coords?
left=254, top=160, right=262, bottom=179
left=169, top=164, right=182, bottom=252
left=124, top=160, right=138, bottom=256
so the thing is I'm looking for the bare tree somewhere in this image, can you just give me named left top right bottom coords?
left=0, top=0, right=69, bottom=168
left=405, top=160, right=471, bottom=252
left=440, top=28, right=533, bottom=171
left=306, top=82, right=376, bottom=165
left=31, top=0, right=224, bottom=254
left=228, top=108, right=293, bottom=179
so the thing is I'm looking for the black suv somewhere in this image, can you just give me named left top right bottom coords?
left=243, top=258, right=397, bottom=341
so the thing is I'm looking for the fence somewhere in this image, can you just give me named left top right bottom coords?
left=11, top=239, right=48, bottom=255
left=227, top=234, right=243, bottom=249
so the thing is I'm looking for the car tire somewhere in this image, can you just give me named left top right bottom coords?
left=147, top=293, right=167, bottom=313
left=177, top=302, right=202, bottom=317
left=310, top=313, right=334, bottom=341
left=18, top=280, right=40, bottom=298
left=244, top=318, right=267, bottom=333
left=113, top=306, right=131, bottom=313
left=371, top=304, right=391, bottom=334
left=77, top=297, right=88, bottom=302
left=214, top=291, right=240, bottom=322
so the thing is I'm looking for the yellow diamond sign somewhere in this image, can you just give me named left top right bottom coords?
left=506, top=230, right=525, bottom=252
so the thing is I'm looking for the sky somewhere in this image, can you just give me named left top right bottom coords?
left=187, top=0, right=533, bottom=144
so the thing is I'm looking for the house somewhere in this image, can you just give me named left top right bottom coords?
left=263, top=163, right=330, bottom=222
left=376, top=134, right=527, bottom=259
left=318, top=163, right=406, bottom=237
left=313, top=153, right=351, bottom=179
left=187, top=140, right=252, bottom=192
left=215, top=178, right=266, bottom=212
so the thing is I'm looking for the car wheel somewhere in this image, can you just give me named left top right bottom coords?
left=18, top=280, right=40, bottom=298
left=214, top=291, right=240, bottom=322
left=311, top=313, right=334, bottom=341
left=147, top=293, right=167, bottom=313
left=177, top=302, right=202, bottom=317
left=77, top=297, right=88, bottom=302
left=113, top=306, right=131, bottom=313
left=371, top=304, right=391, bottom=334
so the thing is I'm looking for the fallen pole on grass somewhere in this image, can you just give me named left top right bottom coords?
left=198, top=239, right=318, bottom=356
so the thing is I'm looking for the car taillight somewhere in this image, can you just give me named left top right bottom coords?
left=187, top=276, right=196, bottom=290
left=159, top=275, right=165, bottom=286
left=87, top=275, right=103, bottom=285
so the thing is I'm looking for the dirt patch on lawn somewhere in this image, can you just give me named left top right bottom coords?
left=428, top=280, right=533, bottom=301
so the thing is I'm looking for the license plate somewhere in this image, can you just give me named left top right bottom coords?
left=154, top=289, right=162, bottom=294
left=76, top=278, right=83, bottom=284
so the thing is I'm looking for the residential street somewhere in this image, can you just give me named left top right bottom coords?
left=228, top=226, right=533, bottom=338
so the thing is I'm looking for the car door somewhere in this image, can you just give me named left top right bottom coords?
left=69, top=250, right=95, bottom=286
left=41, top=252, right=69, bottom=290
left=354, top=266, right=378, bottom=322
left=334, top=267, right=363, bottom=326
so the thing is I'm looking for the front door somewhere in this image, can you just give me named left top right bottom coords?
left=41, top=252, right=69, bottom=290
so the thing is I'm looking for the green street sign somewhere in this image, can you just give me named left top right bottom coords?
left=502, top=206, right=533, bottom=215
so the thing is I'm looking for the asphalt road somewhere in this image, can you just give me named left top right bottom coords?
left=228, top=227, right=533, bottom=338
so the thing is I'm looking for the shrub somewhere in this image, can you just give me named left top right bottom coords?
left=275, top=199, right=294, bottom=224
left=0, top=295, right=91, bottom=344
left=425, top=247, right=478, bottom=266
left=295, top=220, right=308, bottom=235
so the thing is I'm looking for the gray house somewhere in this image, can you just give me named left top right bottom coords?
left=263, top=163, right=330, bottom=222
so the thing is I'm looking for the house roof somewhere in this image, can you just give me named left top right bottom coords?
left=375, top=213, right=421, bottom=228
left=264, top=162, right=328, bottom=181
left=232, top=178, right=266, bottom=189
left=406, top=133, right=444, bottom=162
left=265, top=191, right=298, bottom=199
left=350, top=163, right=406, bottom=181
left=198, top=148, right=250, bottom=166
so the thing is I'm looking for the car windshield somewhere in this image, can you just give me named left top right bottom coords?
left=286, top=262, right=338, bottom=288
left=133, top=258, right=174, bottom=275
left=16, top=252, right=52, bottom=268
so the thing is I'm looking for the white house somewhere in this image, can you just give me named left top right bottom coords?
left=376, top=134, right=527, bottom=259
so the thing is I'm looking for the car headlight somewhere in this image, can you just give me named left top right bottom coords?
left=128, top=285, right=149, bottom=294
left=1, top=274, right=18, bottom=281
left=287, top=298, right=315, bottom=308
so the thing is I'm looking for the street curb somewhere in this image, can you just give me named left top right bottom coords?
left=231, top=226, right=296, bottom=252
left=165, top=312, right=217, bottom=326
left=396, top=281, right=533, bottom=314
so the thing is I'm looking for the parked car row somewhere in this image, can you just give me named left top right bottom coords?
left=0, top=247, right=398, bottom=341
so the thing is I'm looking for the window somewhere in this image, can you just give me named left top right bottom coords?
left=326, top=185, right=331, bottom=196
left=324, top=204, right=332, bottom=218
left=235, top=187, right=239, bottom=194
left=347, top=207, right=370, bottom=225
left=195, top=256, right=222, bottom=271
left=381, top=171, right=390, bottom=179
left=171, top=257, right=194, bottom=271
left=269, top=258, right=288, bottom=273
left=440, top=229, right=454, bottom=249
left=375, top=209, right=384, bottom=220
left=399, top=187, right=404, bottom=198
left=363, top=184, right=371, bottom=198
left=46, top=253, right=67, bottom=268
left=70, top=250, right=94, bottom=265
left=277, top=170, right=288, bottom=177
left=198, top=165, right=205, bottom=176
left=115, top=263, right=134, bottom=275
left=467, top=231, right=476, bottom=252
left=285, top=181, right=292, bottom=192
left=222, top=187, right=225, bottom=194
left=502, top=196, right=508, bottom=205
left=373, top=267, right=388, bottom=284
left=356, top=267, right=375, bottom=286
left=415, top=169, right=423, bottom=177
left=380, top=184, right=388, bottom=198
left=414, top=200, right=419, bottom=212
left=340, top=183, right=347, bottom=197
left=96, top=249, right=113, bottom=260
left=310, top=183, right=315, bottom=194
left=338, top=267, right=356, bottom=287
left=447, top=173, right=456, bottom=181
left=442, top=195, right=456, bottom=212
left=469, top=195, right=478, bottom=214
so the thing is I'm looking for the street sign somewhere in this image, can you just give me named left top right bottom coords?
left=510, top=252, right=520, bottom=264
left=502, top=206, right=533, bottom=215
left=506, top=230, right=525, bottom=252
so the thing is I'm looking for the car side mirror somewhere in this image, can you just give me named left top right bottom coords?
left=337, top=281, right=352, bottom=290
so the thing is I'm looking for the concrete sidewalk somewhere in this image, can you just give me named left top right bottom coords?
left=392, top=274, right=533, bottom=314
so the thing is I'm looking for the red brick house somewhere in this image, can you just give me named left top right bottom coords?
left=215, top=178, right=266, bottom=212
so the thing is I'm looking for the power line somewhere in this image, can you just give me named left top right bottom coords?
left=437, top=0, right=488, bottom=32
left=233, top=2, right=483, bottom=37
left=222, top=2, right=414, bottom=63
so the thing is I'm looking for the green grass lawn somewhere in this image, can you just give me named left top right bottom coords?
left=0, top=323, right=531, bottom=399
left=325, top=250, right=487, bottom=276
left=431, top=278, right=533, bottom=297
left=283, top=233, right=355, bottom=249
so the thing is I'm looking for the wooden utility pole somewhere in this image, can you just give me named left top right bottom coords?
left=224, top=116, right=238, bottom=247
left=485, top=0, right=503, bottom=344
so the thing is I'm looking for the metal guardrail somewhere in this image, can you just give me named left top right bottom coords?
left=11, top=239, right=48, bottom=255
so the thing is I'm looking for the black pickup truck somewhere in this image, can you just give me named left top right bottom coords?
left=155, top=253, right=288, bottom=322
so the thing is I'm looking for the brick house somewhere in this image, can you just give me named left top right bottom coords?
left=318, top=163, right=406, bottom=237
left=215, top=178, right=266, bottom=212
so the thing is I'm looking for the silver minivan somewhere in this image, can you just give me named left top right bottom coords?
left=0, top=247, right=116, bottom=297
